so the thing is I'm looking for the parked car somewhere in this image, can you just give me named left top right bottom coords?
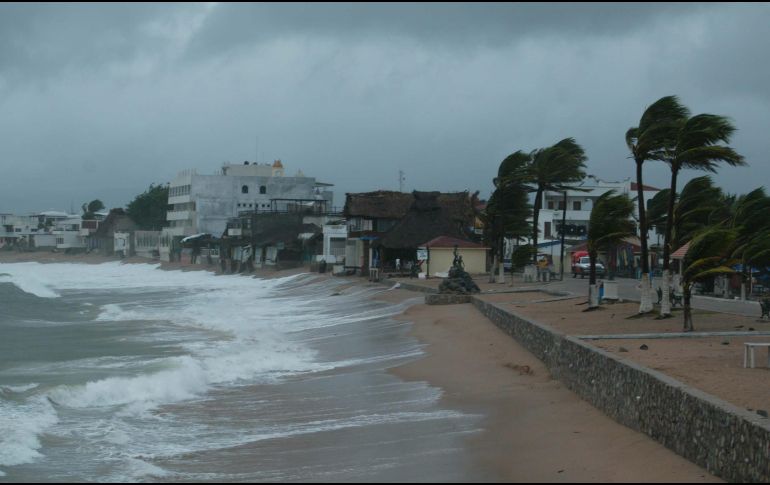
left=572, top=255, right=605, bottom=279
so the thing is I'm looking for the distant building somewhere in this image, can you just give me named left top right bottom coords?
left=0, top=211, right=89, bottom=251
left=165, top=160, right=334, bottom=238
left=344, top=190, right=477, bottom=275
left=532, top=177, right=660, bottom=244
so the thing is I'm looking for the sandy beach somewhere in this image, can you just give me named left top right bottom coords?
left=386, top=298, right=721, bottom=482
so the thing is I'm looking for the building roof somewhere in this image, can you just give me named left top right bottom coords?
left=343, top=190, right=415, bottom=219
left=94, top=209, right=138, bottom=237
left=422, top=236, right=487, bottom=249
left=375, top=191, right=476, bottom=249
left=630, top=182, right=661, bottom=192
left=671, top=241, right=690, bottom=260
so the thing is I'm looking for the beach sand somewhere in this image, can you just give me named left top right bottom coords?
left=388, top=299, right=721, bottom=482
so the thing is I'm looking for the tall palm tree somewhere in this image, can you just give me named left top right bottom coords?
left=659, top=114, right=745, bottom=318
left=586, top=191, right=636, bottom=309
left=528, top=138, right=587, bottom=264
left=486, top=151, right=531, bottom=282
left=626, top=96, right=690, bottom=313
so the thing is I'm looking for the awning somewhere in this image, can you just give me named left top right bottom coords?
left=181, top=233, right=210, bottom=243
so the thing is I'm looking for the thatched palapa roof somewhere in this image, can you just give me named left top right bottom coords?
left=375, top=191, right=476, bottom=250
left=343, top=191, right=414, bottom=219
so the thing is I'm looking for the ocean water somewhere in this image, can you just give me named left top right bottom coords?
left=0, top=262, right=482, bottom=482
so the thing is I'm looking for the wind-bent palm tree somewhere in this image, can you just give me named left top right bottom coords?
left=528, top=138, right=587, bottom=264
left=659, top=113, right=745, bottom=318
left=626, top=96, right=690, bottom=313
left=586, top=191, right=636, bottom=309
left=727, top=188, right=770, bottom=298
left=681, top=226, right=738, bottom=331
left=486, top=151, right=531, bottom=282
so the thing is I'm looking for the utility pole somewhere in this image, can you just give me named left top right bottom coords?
left=560, top=191, right=567, bottom=280
left=398, top=170, right=405, bottom=192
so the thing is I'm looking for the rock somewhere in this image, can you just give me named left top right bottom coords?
left=758, top=409, right=768, bottom=418
left=640, top=344, right=649, bottom=350
left=619, top=347, right=629, bottom=353
left=750, top=327, right=756, bottom=331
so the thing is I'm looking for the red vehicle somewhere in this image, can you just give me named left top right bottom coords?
left=571, top=250, right=605, bottom=279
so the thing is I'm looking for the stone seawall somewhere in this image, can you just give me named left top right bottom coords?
left=472, top=297, right=770, bottom=483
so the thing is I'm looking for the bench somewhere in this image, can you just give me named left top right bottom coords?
left=744, top=342, right=770, bottom=368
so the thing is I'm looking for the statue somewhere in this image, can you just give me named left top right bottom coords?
left=439, top=245, right=480, bottom=295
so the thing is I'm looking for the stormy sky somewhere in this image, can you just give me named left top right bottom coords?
left=1, top=2, right=769, bottom=213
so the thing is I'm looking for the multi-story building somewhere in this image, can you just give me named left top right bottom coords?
left=166, top=160, right=334, bottom=237
left=532, top=176, right=660, bottom=244
left=0, top=211, right=91, bottom=250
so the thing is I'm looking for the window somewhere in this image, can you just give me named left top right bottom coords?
left=242, top=185, right=249, bottom=194
left=260, top=185, right=267, bottom=194
left=573, top=201, right=582, bottom=211
left=547, top=201, right=554, bottom=210
left=544, top=222, right=552, bottom=238
left=558, top=201, right=565, bottom=211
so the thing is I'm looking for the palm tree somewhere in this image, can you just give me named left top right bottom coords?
left=528, top=138, right=587, bottom=265
left=681, top=227, right=739, bottom=331
left=659, top=113, right=745, bottom=318
left=727, top=188, right=770, bottom=298
left=486, top=151, right=531, bottom=282
left=586, top=191, right=636, bottom=309
left=626, top=96, right=690, bottom=313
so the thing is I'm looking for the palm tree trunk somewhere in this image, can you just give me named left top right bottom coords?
left=636, top=159, right=654, bottom=313
left=588, top=249, right=599, bottom=308
left=560, top=191, right=567, bottom=280
left=683, top=284, right=694, bottom=332
left=531, top=187, right=543, bottom=263
left=660, top=168, right=678, bottom=318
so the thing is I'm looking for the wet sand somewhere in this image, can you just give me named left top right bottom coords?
left=389, top=300, right=721, bottom=482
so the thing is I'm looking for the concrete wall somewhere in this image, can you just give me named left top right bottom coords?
left=428, top=248, right=487, bottom=275
left=53, top=231, right=85, bottom=249
left=32, top=234, right=56, bottom=248
left=472, top=297, right=770, bottom=483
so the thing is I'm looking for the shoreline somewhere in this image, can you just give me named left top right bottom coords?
left=0, top=252, right=721, bottom=481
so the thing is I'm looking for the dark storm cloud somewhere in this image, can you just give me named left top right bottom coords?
left=0, top=2, right=769, bottom=213
left=0, top=4, right=188, bottom=80
left=184, top=2, right=706, bottom=58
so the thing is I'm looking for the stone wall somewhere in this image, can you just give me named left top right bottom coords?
left=472, top=297, right=770, bottom=482
left=425, top=294, right=472, bottom=305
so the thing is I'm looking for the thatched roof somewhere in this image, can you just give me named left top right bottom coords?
left=94, top=209, right=138, bottom=237
left=375, top=191, right=476, bottom=250
left=248, top=213, right=321, bottom=246
left=343, top=190, right=414, bottom=219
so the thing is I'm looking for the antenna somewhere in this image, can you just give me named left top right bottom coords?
left=398, top=169, right=406, bottom=192
left=255, top=135, right=259, bottom=164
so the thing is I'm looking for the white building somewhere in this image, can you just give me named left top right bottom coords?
left=0, top=211, right=87, bottom=250
left=166, top=160, right=334, bottom=238
left=320, top=223, right=348, bottom=264
left=531, top=177, right=660, bottom=246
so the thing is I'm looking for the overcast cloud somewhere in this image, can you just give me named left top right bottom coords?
left=1, top=2, right=769, bottom=213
